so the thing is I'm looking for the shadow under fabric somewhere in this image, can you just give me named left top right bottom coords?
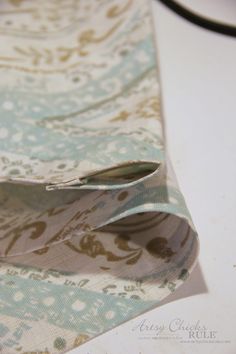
left=0, top=0, right=199, bottom=353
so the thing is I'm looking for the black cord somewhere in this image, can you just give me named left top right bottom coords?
left=157, top=0, right=236, bottom=37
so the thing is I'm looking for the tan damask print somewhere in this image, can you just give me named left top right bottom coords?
left=110, top=96, right=161, bottom=122
left=106, top=0, right=133, bottom=18
left=12, top=19, right=124, bottom=66
left=65, top=233, right=143, bottom=265
left=3, top=221, right=47, bottom=256
left=73, top=334, right=90, bottom=347
left=0, top=0, right=134, bottom=73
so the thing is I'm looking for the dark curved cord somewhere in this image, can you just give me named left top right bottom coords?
left=157, top=0, right=236, bottom=37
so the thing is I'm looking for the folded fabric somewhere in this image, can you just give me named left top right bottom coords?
left=0, top=0, right=199, bottom=353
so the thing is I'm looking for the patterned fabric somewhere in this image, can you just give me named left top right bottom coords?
left=0, top=0, right=199, bottom=353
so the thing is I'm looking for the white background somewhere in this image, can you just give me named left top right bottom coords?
left=70, top=1, right=236, bottom=353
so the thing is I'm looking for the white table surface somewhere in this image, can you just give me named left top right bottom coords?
left=70, top=1, right=236, bottom=353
